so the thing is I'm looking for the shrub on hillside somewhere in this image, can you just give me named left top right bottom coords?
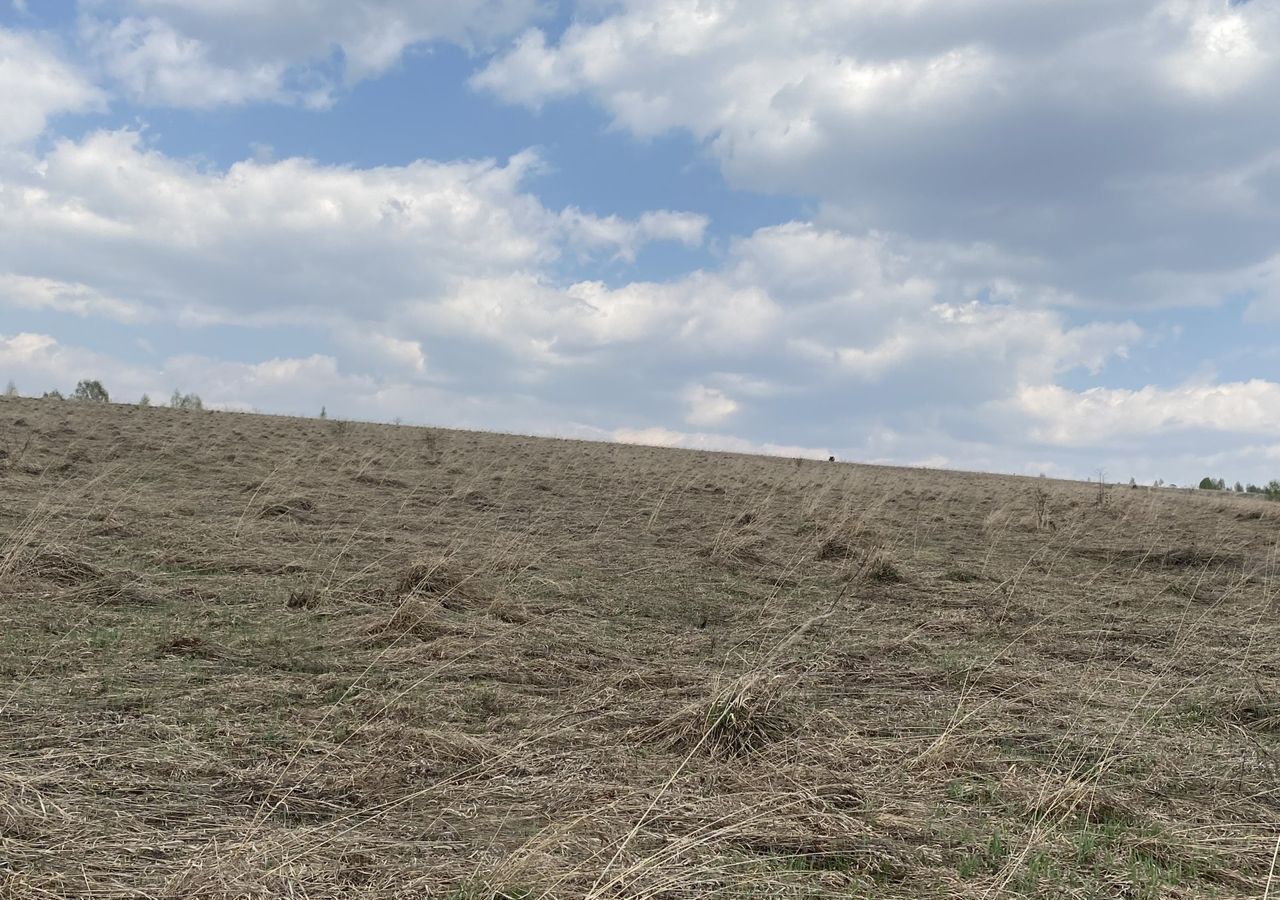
left=1198, top=477, right=1225, bottom=491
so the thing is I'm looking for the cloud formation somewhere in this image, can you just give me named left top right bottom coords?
left=0, top=28, right=104, bottom=147
left=0, top=130, right=703, bottom=329
left=81, top=0, right=547, bottom=106
left=477, top=0, right=1280, bottom=311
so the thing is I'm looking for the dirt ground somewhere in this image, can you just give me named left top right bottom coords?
left=1, top=396, right=1277, bottom=898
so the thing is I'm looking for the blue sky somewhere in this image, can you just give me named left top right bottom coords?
left=1, top=0, right=1279, bottom=485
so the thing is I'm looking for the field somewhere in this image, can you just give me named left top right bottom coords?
left=1, top=396, right=1277, bottom=898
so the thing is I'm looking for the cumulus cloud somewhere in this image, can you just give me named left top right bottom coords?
left=0, top=131, right=703, bottom=329
left=476, top=0, right=1280, bottom=309
left=560, top=208, right=708, bottom=262
left=81, top=0, right=548, bottom=106
left=0, top=274, right=147, bottom=322
left=682, top=384, right=738, bottom=426
left=0, top=28, right=104, bottom=147
left=1017, top=380, right=1280, bottom=445
left=425, top=270, right=778, bottom=361
left=82, top=16, right=298, bottom=108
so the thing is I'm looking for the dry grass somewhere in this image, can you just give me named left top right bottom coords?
left=1, top=396, right=1277, bottom=898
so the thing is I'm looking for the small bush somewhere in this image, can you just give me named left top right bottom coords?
left=41, top=390, right=64, bottom=400
left=138, top=393, right=151, bottom=407
left=1198, top=477, right=1225, bottom=491
left=73, top=379, right=109, bottom=402
left=170, top=390, right=203, bottom=410
left=3, top=381, right=16, bottom=398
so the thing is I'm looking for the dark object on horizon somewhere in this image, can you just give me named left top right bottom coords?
left=73, top=379, right=109, bottom=403
left=828, top=456, right=835, bottom=462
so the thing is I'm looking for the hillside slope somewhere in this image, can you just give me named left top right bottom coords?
left=1, top=397, right=1277, bottom=898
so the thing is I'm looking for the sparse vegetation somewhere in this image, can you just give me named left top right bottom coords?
left=169, top=389, right=204, bottom=410
left=0, top=398, right=1276, bottom=898
left=3, top=380, right=16, bottom=397
left=72, top=379, right=109, bottom=402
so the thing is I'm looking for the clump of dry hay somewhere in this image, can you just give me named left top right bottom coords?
left=652, top=675, right=796, bottom=758
left=371, top=596, right=454, bottom=643
left=258, top=497, right=316, bottom=520
left=392, top=562, right=469, bottom=599
left=156, top=634, right=225, bottom=659
left=8, top=545, right=154, bottom=604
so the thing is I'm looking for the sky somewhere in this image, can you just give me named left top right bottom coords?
left=1, top=0, right=1279, bottom=485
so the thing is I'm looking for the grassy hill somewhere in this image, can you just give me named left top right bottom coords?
left=1, top=397, right=1277, bottom=898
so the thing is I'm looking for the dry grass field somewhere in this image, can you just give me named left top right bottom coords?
left=1, top=396, right=1277, bottom=898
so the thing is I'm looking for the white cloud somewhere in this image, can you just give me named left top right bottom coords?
left=0, top=28, right=104, bottom=147
left=826, top=301, right=1140, bottom=384
left=476, top=0, right=1280, bottom=310
left=682, top=384, right=738, bottom=426
left=0, top=331, right=150, bottom=393
left=0, top=130, right=703, bottom=331
left=0, top=274, right=147, bottom=321
left=1017, top=379, right=1280, bottom=446
left=0, top=328, right=415, bottom=416
left=426, top=270, right=779, bottom=360
left=1161, top=3, right=1268, bottom=98
left=82, top=0, right=548, bottom=107
left=609, top=425, right=829, bottom=460
left=560, top=208, right=708, bottom=262
left=82, top=16, right=296, bottom=108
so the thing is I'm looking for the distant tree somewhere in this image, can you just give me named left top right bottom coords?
left=319, top=406, right=327, bottom=419
left=1266, top=480, right=1280, bottom=502
left=138, top=393, right=151, bottom=407
left=170, top=390, right=204, bottom=410
left=42, top=390, right=64, bottom=400
left=1198, top=476, right=1225, bottom=491
left=72, top=379, right=109, bottom=402
left=1234, top=482, right=1244, bottom=492
left=1246, top=484, right=1263, bottom=494
left=3, top=380, right=17, bottom=397
left=1128, top=477, right=1137, bottom=488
